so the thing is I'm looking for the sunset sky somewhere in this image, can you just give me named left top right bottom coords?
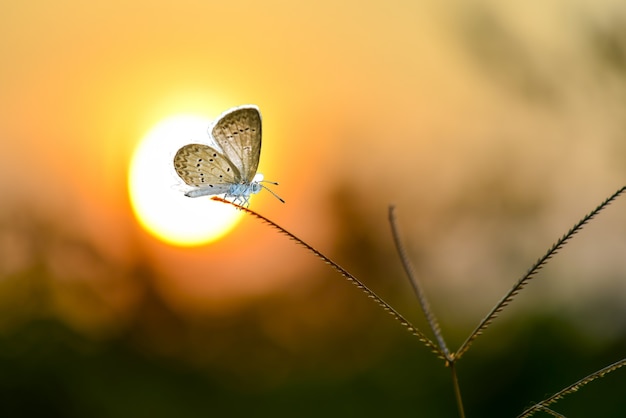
left=2, top=0, right=626, bottom=319
left=1, top=1, right=626, bottom=415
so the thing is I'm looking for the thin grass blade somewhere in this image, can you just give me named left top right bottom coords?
left=517, top=357, right=626, bottom=418
left=389, top=205, right=450, bottom=358
left=213, top=197, right=445, bottom=358
left=455, top=186, right=626, bottom=360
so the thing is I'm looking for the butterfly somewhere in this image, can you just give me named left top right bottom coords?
left=173, top=105, right=283, bottom=205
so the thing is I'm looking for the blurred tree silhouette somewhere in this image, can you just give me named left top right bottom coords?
left=1, top=181, right=625, bottom=416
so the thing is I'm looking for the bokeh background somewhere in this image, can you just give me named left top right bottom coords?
left=1, top=0, right=626, bottom=416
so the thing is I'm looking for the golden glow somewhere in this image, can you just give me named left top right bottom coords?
left=128, top=115, right=243, bottom=246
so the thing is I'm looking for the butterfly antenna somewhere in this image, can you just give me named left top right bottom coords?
left=260, top=182, right=285, bottom=203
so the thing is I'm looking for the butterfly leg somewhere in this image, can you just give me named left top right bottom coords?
left=227, top=193, right=251, bottom=208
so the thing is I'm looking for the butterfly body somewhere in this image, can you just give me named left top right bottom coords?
left=184, top=180, right=262, bottom=199
left=173, top=105, right=282, bottom=205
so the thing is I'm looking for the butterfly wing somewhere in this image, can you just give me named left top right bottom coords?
left=210, top=106, right=261, bottom=183
left=173, top=143, right=241, bottom=195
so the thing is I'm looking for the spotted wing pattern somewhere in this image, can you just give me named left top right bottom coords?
left=210, top=106, right=261, bottom=183
left=173, top=143, right=241, bottom=195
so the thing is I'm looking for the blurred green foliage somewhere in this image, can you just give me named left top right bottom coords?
left=0, top=315, right=624, bottom=417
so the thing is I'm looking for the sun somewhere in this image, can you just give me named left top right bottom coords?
left=128, top=114, right=243, bottom=246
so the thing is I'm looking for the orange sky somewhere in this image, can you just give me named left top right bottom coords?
left=1, top=1, right=626, bottom=328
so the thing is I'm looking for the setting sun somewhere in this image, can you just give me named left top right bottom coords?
left=128, top=115, right=244, bottom=246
